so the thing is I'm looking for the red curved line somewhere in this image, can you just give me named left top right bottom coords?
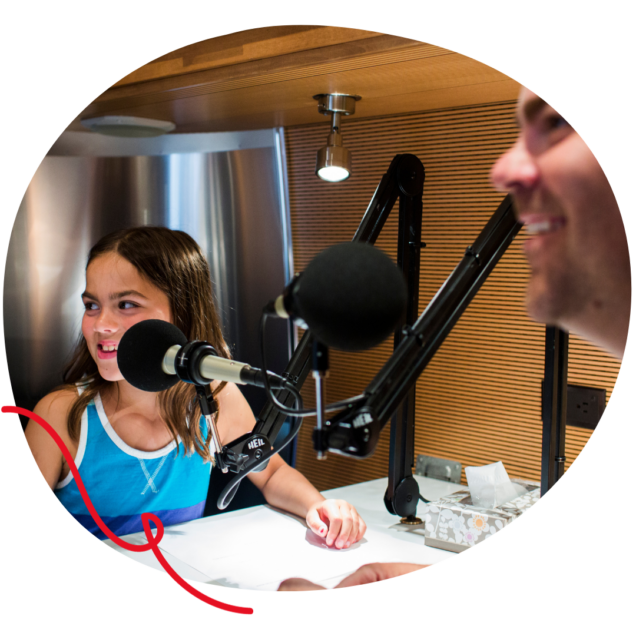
left=4, top=405, right=253, bottom=615
left=142, top=513, right=252, bottom=614
left=5, top=406, right=161, bottom=552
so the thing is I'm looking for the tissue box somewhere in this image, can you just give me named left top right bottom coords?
left=420, top=480, right=540, bottom=553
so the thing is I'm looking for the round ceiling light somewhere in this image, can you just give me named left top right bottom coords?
left=316, top=144, right=352, bottom=182
left=80, top=116, right=176, bottom=138
left=317, top=165, right=351, bottom=182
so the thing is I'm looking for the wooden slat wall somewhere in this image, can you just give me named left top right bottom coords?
left=285, top=102, right=621, bottom=493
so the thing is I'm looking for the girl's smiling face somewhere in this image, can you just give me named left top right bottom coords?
left=81, top=252, right=172, bottom=383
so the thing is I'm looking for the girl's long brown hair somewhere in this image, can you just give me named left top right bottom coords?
left=62, top=226, right=230, bottom=462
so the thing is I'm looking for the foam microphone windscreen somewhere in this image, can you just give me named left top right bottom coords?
left=117, top=319, right=188, bottom=392
left=292, top=242, right=407, bottom=351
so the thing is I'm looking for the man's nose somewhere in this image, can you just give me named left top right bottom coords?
left=490, top=137, right=539, bottom=193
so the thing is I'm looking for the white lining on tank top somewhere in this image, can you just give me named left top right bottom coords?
left=55, top=388, right=179, bottom=492
left=93, top=392, right=177, bottom=459
left=55, top=406, right=89, bottom=490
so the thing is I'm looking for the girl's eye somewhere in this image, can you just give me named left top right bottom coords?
left=119, top=301, right=138, bottom=310
left=84, top=301, right=99, bottom=311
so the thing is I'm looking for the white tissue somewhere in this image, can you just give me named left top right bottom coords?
left=464, top=461, right=527, bottom=509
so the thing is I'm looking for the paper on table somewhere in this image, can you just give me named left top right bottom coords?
left=157, top=506, right=449, bottom=590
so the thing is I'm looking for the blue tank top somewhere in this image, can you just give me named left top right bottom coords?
left=55, top=393, right=212, bottom=540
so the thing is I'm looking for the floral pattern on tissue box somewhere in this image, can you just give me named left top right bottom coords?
left=421, top=481, right=540, bottom=549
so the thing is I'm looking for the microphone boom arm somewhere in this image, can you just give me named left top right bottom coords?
left=316, top=195, right=520, bottom=461
left=252, top=154, right=424, bottom=445
left=222, top=156, right=519, bottom=519
left=213, top=155, right=422, bottom=509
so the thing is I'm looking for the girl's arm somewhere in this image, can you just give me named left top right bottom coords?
left=216, top=383, right=367, bottom=549
left=24, top=389, right=77, bottom=489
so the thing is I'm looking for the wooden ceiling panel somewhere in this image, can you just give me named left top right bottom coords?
left=84, top=33, right=429, bottom=111
left=69, top=27, right=520, bottom=134
left=114, top=26, right=385, bottom=86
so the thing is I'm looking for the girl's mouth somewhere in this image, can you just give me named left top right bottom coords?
left=97, top=343, right=118, bottom=360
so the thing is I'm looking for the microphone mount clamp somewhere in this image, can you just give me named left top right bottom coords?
left=174, top=340, right=274, bottom=477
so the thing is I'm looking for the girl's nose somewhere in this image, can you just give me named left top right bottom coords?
left=490, top=137, right=540, bottom=194
left=94, top=309, right=118, bottom=334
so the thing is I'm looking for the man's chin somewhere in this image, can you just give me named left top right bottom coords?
left=525, top=286, right=564, bottom=329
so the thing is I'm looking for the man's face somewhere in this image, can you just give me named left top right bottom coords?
left=490, top=88, right=630, bottom=354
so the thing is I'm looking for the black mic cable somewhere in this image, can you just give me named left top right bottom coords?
left=258, top=312, right=366, bottom=417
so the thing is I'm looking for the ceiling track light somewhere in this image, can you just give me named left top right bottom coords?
left=314, top=93, right=361, bottom=182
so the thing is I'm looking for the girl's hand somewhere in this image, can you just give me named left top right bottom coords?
left=305, top=499, right=367, bottom=549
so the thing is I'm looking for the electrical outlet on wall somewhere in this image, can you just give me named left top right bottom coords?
left=567, top=384, right=606, bottom=430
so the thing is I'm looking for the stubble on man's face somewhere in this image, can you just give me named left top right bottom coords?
left=492, top=90, right=630, bottom=344
left=520, top=133, right=609, bottom=326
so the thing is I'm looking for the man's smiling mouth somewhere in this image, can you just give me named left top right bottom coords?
left=523, top=217, right=566, bottom=236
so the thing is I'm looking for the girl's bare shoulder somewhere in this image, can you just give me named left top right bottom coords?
left=32, top=387, right=79, bottom=433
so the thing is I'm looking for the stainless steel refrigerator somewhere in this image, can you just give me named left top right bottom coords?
left=4, top=128, right=295, bottom=514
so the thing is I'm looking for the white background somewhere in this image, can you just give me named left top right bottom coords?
left=1, top=2, right=634, bottom=633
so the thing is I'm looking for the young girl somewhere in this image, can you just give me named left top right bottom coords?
left=25, top=226, right=366, bottom=550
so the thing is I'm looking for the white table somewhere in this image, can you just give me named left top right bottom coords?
left=105, top=475, right=462, bottom=591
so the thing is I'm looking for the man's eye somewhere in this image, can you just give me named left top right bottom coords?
left=546, top=114, right=570, bottom=131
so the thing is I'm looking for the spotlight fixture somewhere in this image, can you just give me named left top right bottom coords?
left=314, top=93, right=360, bottom=182
left=80, top=115, right=176, bottom=138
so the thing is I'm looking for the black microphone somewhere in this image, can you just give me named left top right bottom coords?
left=265, top=242, right=407, bottom=351
left=117, top=319, right=286, bottom=392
